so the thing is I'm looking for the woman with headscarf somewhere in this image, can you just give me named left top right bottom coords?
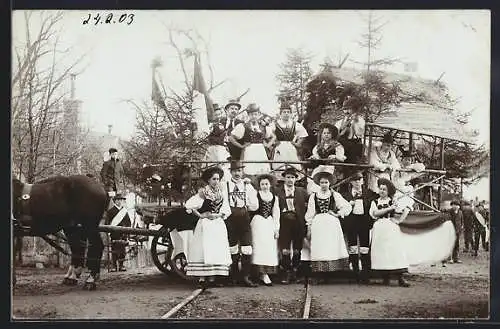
left=304, top=167, right=352, bottom=280
left=184, top=166, right=232, bottom=288
left=369, top=178, right=410, bottom=287
left=250, top=174, right=280, bottom=286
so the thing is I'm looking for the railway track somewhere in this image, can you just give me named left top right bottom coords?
left=160, top=280, right=313, bottom=320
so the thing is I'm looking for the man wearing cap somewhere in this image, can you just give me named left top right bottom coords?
left=368, top=133, right=401, bottom=193
left=224, top=100, right=245, bottom=160
left=341, top=172, right=377, bottom=283
left=222, top=160, right=259, bottom=287
left=100, top=148, right=126, bottom=206
left=105, top=193, right=132, bottom=272
left=275, top=167, right=309, bottom=284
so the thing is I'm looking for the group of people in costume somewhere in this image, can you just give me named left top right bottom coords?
left=177, top=98, right=451, bottom=289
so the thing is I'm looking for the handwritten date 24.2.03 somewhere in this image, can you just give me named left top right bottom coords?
left=83, top=13, right=134, bottom=25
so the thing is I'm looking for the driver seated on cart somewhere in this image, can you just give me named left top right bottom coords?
left=105, top=193, right=132, bottom=272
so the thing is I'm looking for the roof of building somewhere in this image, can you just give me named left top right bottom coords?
left=368, top=102, right=476, bottom=144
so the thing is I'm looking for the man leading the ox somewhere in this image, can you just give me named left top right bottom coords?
left=223, top=160, right=259, bottom=287
left=105, top=193, right=132, bottom=272
left=276, top=167, right=309, bottom=284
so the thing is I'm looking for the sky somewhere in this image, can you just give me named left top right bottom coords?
left=12, top=10, right=490, bottom=199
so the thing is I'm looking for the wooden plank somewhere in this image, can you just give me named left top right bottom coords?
left=302, top=282, right=312, bottom=319
left=161, top=288, right=204, bottom=319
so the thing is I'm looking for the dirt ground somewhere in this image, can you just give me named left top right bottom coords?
left=12, top=247, right=489, bottom=320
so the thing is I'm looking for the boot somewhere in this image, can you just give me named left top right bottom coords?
left=349, top=254, right=360, bottom=282
left=291, top=250, right=301, bottom=283
left=398, top=274, right=410, bottom=287
left=241, top=254, right=258, bottom=287
left=359, top=254, right=371, bottom=284
left=280, top=253, right=292, bottom=284
left=229, top=254, right=240, bottom=286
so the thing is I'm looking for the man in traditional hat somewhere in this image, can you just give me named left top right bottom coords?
left=368, top=133, right=401, bottom=193
left=105, top=193, right=132, bottom=272
left=204, top=104, right=231, bottom=180
left=275, top=167, right=309, bottom=284
left=336, top=96, right=366, bottom=166
left=341, top=172, right=377, bottom=283
left=100, top=147, right=126, bottom=205
left=224, top=100, right=245, bottom=160
left=222, top=160, right=259, bottom=287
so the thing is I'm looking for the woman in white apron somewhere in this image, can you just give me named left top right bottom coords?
left=304, top=167, right=352, bottom=280
left=250, top=174, right=280, bottom=286
left=270, top=102, right=308, bottom=180
left=369, top=178, right=410, bottom=287
left=184, top=166, right=232, bottom=288
left=228, top=103, right=274, bottom=177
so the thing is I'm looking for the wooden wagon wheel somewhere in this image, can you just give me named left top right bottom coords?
left=150, top=226, right=188, bottom=279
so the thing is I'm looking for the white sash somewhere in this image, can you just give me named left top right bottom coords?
left=110, top=207, right=128, bottom=226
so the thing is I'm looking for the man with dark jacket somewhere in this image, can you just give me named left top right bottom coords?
left=275, top=167, right=309, bottom=284
left=100, top=148, right=126, bottom=200
left=105, top=193, right=131, bottom=271
left=473, top=202, right=489, bottom=255
left=448, top=200, right=464, bottom=263
left=461, top=201, right=475, bottom=253
left=341, top=172, right=377, bottom=283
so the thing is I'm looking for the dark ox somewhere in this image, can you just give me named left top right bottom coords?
left=12, top=175, right=108, bottom=290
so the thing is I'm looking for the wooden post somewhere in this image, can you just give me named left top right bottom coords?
left=438, top=138, right=445, bottom=210
left=409, top=132, right=413, bottom=154
left=365, top=125, right=374, bottom=190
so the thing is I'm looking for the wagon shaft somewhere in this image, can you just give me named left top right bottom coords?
left=98, top=225, right=162, bottom=237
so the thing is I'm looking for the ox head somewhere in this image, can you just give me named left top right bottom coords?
left=11, top=177, right=24, bottom=220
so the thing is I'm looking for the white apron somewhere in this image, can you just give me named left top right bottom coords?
left=370, top=218, right=409, bottom=270
left=272, top=141, right=302, bottom=177
left=251, top=214, right=279, bottom=266
left=310, top=213, right=349, bottom=261
left=242, top=143, right=271, bottom=176
left=192, top=217, right=231, bottom=265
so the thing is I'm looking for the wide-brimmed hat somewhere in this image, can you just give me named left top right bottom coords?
left=113, top=193, right=127, bottom=200
left=281, top=167, right=299, bottom=178
left=349, top=172, right=364, bottom=182
left=317, top=122, right=338, bottom=138
left=313, top=166, right=335, bottom=185
left=256, top=174, right=276, bottom=186
left=377, top=178, right=396, bottom=197
left=108, top=147, right=118, bottom=154
left=229, top=160, right=245, bottom=171
left=151, top=174, right=162, bottom=182
left=225, top=100, right=242, bottom=110
left=381, top=132, right=394, bottom=145
left=201, top=166, right=225, bottom=183
left=246, top=103, right=260, bottom=114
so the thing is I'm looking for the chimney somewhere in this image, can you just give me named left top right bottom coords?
left=108, top=124, right=113, bottom=135
left=70, top=74, right=76, bottom=99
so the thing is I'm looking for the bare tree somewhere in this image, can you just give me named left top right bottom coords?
left=12, top=11, right=87, bottom=183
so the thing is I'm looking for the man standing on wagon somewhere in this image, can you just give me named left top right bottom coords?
left=100, top=147, right=126, bottom=208
left=224, top=99, right=245, bottom=160
left=223, top=160, right=259, bottom=287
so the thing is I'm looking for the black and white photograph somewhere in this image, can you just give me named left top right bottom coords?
left=11, top=9, right=490, bottom=320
